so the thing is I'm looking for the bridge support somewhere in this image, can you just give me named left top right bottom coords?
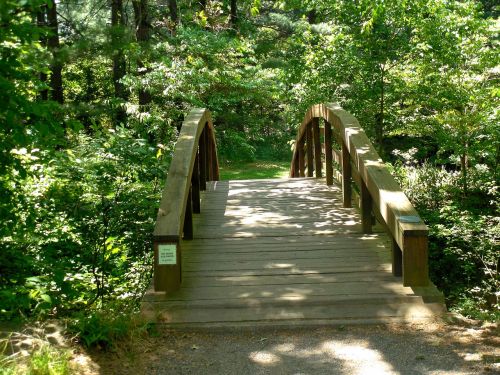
left=312, top=118, right=322, bottom=178
left=306, top=123, right=313, bottom=177
left=324, top=121, right=333, bottom=185
left=341, top=141, right=352, bottom=208
left=154, top=241, right=181, bottom=293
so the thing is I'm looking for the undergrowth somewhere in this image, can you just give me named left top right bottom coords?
left=391, top=149, right=499, bottom=321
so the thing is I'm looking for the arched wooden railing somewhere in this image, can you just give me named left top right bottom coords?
left=153, top=108, right=219, bottom=292
left=290, top=103, right=429, bottom=287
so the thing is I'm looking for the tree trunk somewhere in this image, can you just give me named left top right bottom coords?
left=111, top=0, right=128, bottom=124
left=47, top=0, right=63, bottom=104
left=168, top=0, right=179, bottom=26
left=230, top=0, right=237, bottom=27
left=307, top=9, right=316, bottom=24
left=36, top=6, right=48, bottom=101
left=132, top=0, right=151, bottom=106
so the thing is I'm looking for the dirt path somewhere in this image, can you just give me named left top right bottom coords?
left=82, top=319, right=499, bottom=375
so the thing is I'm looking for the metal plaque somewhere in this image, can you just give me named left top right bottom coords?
left=158, top=244, right=177, bottom=265
left=399, top=215, right=421, bottom=223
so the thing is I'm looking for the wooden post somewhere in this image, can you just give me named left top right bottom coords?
left=324, top=121, right=333, bottom=185
left=341, top=141, right=352, bottom=208
left=298, top=138, right=305, bottom=177
left=192, top=152, right=200, bottom=213
left=183, top=187, right=193, bottom=240
left=199, top=130, right=207, bottom=191
left=391, top=239, right=402, bottom=277
left=204, top=125, right=212, bottom=181
left=312, top=118, right=322, bottom=178
left=153, top=240, right=181, bottom=292
left=360, top=178, right=372, bottom=233
left=292, top=153, right=299, bottom=177
left=306, top=123, right=314, bottom=177
left=402, top=235, right=429, bottom=286
left=210, top=131, right=219, bottom=181
left=206, top=125, right=213, bottom=181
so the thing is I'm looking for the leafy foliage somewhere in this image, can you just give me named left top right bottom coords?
left=0, top=0, right=498, bottom=333
left=0, top=127, right=171, bottom=319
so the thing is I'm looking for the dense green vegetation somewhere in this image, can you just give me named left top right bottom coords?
left=0, top=0, right=498, bottom=353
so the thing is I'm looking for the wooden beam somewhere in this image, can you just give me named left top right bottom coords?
left=199, top=128, right=207, bottom=191
left=153, top=241, right=181, bottom=293
left=183, top=187, right=193, bottom=240
left=210, top=126, right=220, bottom=181
left=360, top=169, right=372, bottom=234
left=298, top=139, right=305, bottom=177
left=402, top=235, right=429, bottom=286
left=312, top=117, right=322, bottom=178
left=192, top=152, right=200, bottom=214
left=324, top=121, right=333, bottom=185
left=292, top=153, right=299, bottom=177
left=204, top=125, right=212, bottom=181
left=306, top=123, right=313, bottom=177
left=391, top=239, right=403, bottom=277
left=341, top=141, right=352, bottom=208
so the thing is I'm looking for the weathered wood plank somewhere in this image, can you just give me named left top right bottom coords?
left=182, top=264, right=393, bottom=278
left=181, top=272, right=398, bottom=288
left=184, top=249, right=384, bottom=263
left=143, top=301, right=444, bottom=324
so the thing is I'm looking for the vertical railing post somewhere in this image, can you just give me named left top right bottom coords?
left=360, top=178, right=372, bottom=233
left=183, top=187, right=193, bottom=240
left=324, top=121, right=333, bottom=185
left=292, top=153, right=299, bottom=177
left=192, top=152, right=201, bottom=213
left=306, top=123, right=314, bottom=177
left=402, top=234, right=429, bottom=286
left=199, top=129, right=207, bottom=191
left=205, top=124, right=214, bottom=181
left=298, top=138, right=305, bottom=177
left=312, top=118, right=322, bottom=178
left=341, top=141, right=352, bottom=208
left=154, top=240, right=181, bottom=292
left=391, top=239, right=403, bottom=277
left=210, top=128, right=219, bottom=181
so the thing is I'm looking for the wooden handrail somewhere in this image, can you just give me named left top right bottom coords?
left=290, top=103, right=429, bottom=287
left=153, top=108, right=219, bottom=292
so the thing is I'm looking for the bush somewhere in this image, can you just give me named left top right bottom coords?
left=0, top=127, right=171, bottom=320
left=390, top=152, right=499, bottom=321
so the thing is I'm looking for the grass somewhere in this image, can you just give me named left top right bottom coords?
left=0, top=343, right=72, bottom=375
left=219, top=160, right=290, bottom=180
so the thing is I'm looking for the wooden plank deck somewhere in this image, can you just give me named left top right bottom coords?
left=142, top=178, right=445, bottom=326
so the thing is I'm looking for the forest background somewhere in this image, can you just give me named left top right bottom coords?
left=0, top=0, right=498, bottom=352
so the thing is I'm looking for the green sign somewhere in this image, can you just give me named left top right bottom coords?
left=158, top=244, right=177, bottom=265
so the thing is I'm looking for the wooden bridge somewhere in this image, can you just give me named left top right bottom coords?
left=141, top=104, right=445, bottom=326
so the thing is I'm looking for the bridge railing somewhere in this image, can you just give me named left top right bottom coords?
left=290, top=103, right=429, bottom=287
left=153, top=108, right=219, bottom=292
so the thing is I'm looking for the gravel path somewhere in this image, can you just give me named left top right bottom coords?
left=89, top=320, right=499, bottom=375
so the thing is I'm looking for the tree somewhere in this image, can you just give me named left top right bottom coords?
left=111, top=0, right=128, bottom=123
left=132, top=0, right=152, bottom=106
left=47, top=0, right=64, bottom=104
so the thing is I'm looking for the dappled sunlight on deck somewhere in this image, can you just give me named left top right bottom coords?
left=143, top=178, right=445, bottom=325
